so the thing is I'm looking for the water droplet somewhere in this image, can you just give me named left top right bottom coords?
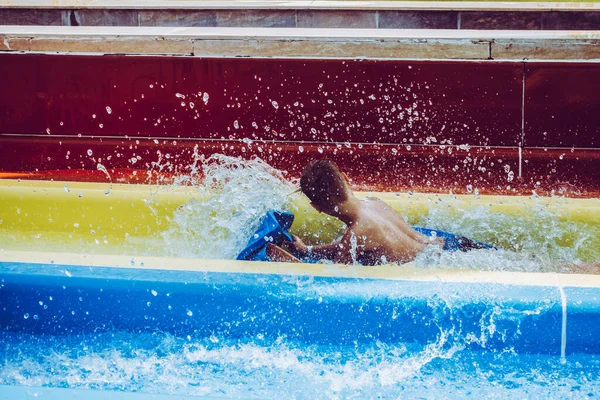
left=97, top=163, right=110, bottom=180
left=507, top=171, right=515, bottom=182
left=87, top=149, right=93, bottom=156
left=187, top=310, right=193, bottom=317
left=203, top=92, right=209, bottom=104
left=23, top=313, right=29, bottom=319
left=105, top=106, right=112, bottom=114
left=151, top=290, right=158, bottom=296
left=78, top=192, right=83, bottom=198
left=298, top=146, right=304, bottom=153
left=271, top=100, right=279, bottom=109
left=233, top=120, right=239, bottom=129
left=64, top=184, right=70, bottom=193
left=317, top=147, right=324, bottom=154
left=175, top=93, right=185, bottom=99
left=92, top=114, right=96, bottom=119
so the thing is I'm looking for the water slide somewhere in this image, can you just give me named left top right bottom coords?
left=1, top=3, right=600, bottom=397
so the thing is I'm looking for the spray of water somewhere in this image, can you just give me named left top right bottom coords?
left=409, top=196, right=597, bottom=272
left=148, top=155, right=596, bottom=270
left=2, top=328, right=598, bottom=398
left=160, top=154, right=299, bottom=259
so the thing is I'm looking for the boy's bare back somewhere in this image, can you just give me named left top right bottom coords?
left=334, top=197, right=435, bottom=265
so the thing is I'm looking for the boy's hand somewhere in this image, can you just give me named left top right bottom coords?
left=287, top=235, right=309, bottom=257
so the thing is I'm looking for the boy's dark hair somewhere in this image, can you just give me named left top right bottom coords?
left=300, top=160, right=349, bottom=210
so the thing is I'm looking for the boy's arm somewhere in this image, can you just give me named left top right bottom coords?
left=266, top=243, right=303, bottom=263
left=288, top=234, right=345, bottom=260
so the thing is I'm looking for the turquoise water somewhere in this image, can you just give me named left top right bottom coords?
left=1, top=331, right=598, bottom=399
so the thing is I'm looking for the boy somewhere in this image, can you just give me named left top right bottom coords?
left=266, top=160, right=489, bottom=265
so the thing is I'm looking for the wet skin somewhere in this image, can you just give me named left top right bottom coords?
left=269, top=196, right=442, bottom=266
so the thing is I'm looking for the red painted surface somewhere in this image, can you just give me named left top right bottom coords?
left=0, top=54, right=598, bottom=196
left=525, top=63, right=600, bottom=148
left=520, top=148, right=600, bottom=196
left=0, top=54, right=522, bottom=146
left=2, top=135, right=598, bottom=196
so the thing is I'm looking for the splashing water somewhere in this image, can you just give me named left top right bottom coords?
left=409, top=196, right=598, bottom=272
left=1, top=330, right=599, bottom=398
left=160, top=155, right=299, bottom=259
left=146, top=155, right=596, bottom=270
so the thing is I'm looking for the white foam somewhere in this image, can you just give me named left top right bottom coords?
left=1, top=331, right=597, bottom=398
left=158, top=154, right=299, bottom=259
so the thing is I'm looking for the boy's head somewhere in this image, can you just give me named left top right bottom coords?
left=300, top=160, right=350, bottom=212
